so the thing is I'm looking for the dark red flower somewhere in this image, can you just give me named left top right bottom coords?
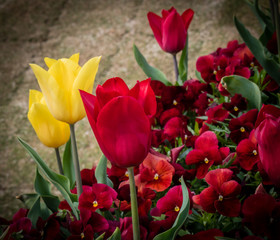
left=78, top=184, right=117, bottom=212
left=80, top=77, right=156, bottom=168
left=196, top=55, right=217, bottom=83
left=193, top=169, right=241, bottom=217
left=236, top=130, right=259, bottom=171
left=80, top=167, right=96, bottom=186
left=242, top=193, right=280, bottom=239
left=229, top=109, right=258, bottom=144
left=120, top=217, right=147, bottom=240
left=223, top=94, right=247, bottom=116
left=147, top=7, right=194, bottom=53
left=185, top=131, right=222, bottom=179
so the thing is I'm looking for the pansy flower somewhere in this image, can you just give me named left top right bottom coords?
left=78, top=184, right=117, bottom=212
left=193, top=168, right=241, bottom=217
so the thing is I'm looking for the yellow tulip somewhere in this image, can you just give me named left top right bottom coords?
left=30, top=53, right=101, bottom=124
left=28, top=90, right=70, bottom=148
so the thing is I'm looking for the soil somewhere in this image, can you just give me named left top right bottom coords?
left=0, top=0, right=261, bottom=218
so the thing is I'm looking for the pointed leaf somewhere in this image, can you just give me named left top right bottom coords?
left=41, top=195, right=60, bottom=212
left=107, top=227, right=121, bottom=240
left=63, top=139, right=75, bottom=189
left=133, top=44, right=172, bottom=86
left=234, top=17, right=280, bottom=85
left=221, top=75, right=262, bottom=110
left=18, top=137, right=79, bottom=219
left=35, top=167, right=52, bottom=196
left=95, top=154, right=113, bottom=188
left=153, top=177, right=190, bottom=240
left=17, top=193, right=39, bottom=209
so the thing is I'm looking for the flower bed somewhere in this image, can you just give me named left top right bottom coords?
left=1, top=1, right=280, bottom=240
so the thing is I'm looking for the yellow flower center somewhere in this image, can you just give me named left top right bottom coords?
left=81, top=233, right=85, bottom=239
left=213, top=70, right=217, bottom=75
left=125, top=171, right=129, bottom=177
left=174, top=206, right=180, bottom=212
left=93, top=200, right=98, bottom=208
left=184, top=135, right=188, bottom=141
left=250, top=62, right=254, bottom=67
left=204, top=158, right=209, bottom=164
left=173, top=100, right=178, bottom=106
left=154, top=173, right=159, bottom=180
left=253, top=150, right=257, bottom=156
left=218, top=195, right=223, bottom=201
left=234, top=106, right=239, bottom=111
left=240, top=127, right=245, bottom=132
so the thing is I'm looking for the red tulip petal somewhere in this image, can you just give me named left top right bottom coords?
left=162, top=10, right=187, bottom=53
left=147, top=12, right=163, bottom=48
left=181, top=9, right=194, bottom=30
left=96, top=96, right=151, bottom=168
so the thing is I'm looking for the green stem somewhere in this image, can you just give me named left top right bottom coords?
left=70, top=124, right=83, bottom=198
left=55, top=147, right=64, bottom=175
left=127, top=167, right=140, bottom=240
left=172, top=53, right=179, bottom=83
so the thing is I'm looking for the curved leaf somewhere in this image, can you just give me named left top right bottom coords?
left=221, top=75, right=262, bottom=110
left=107, top=227, right=121, bottom=240
left=95, top=154, right=113, bottom=188
left=133, top=44, right=172, bottom=86
left=18, top=137, right=79, bottom=219
left=234, top=16, right=280, bottom=85
left=178, top=36, right=189, bottom=84
left=35, top=167, right=51, bottom=196
left=153, top=177, right=190, bottom=240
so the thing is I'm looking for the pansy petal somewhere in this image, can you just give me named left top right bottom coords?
left=220, top=180, right=241, bottom=197
left=199, top=186, right=218, bottom=213
left=205, top=169, right=233, bottom=191
left=215, top=198, right=241, bottom=217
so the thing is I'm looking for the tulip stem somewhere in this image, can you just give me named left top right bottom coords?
left=127, top=167, right=140, bottom=240
left=55, top=147, right=64, bottom=175
left=70, top=124, right=83, bottom=198
left=271, top=0, right=280, bottom=63
left=173, top=54, right=179, bottom=83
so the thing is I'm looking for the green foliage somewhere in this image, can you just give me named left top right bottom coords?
left=62, top=139, right=75, bottom=190
left=221, top=75, right=262, bottom=110
left=95, top=154, right=113, bottom=187
left=133, top=44, right=172, bottom=86
left=153, top=177, right=190, bottom=240
left=18, top=137, right=79, bottom=219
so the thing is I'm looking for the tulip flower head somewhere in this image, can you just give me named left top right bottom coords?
left=28, top=90, right=70, bottom=148
left=30, top=53, right=101, bottom=124
left=147, top=7, right=194, bottom=54
left=80, top=77, right=156, bottom=168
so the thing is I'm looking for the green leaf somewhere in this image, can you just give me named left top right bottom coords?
left=95, top=154, right=113, bottom=188
left=221, top=75, right=262, bottom=110
left=63, top=139, right=75, bottom=189
left=27, top=195, right=51, bottom=227
left=34, top=167, right=52, bottom=196
left=178, top=36, right=188, bottom=83
left=41, top=195, right=60, bottom=213
left=17, top=193, right=39, bottom=209
left=234, top=17, right=280, bottom=86
left=18, top=137, right=79, bottom=219
left=153, top=177, right=190, bottom=240
left=107, top=227, right=121, bottom=240
left=133, top=44, right=172, bottom=86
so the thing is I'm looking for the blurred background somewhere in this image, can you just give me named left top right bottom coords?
left=0, top=0, right=261, bottom=218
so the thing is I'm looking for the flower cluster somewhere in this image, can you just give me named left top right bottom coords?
left=1, top=2, right=280, bottom=240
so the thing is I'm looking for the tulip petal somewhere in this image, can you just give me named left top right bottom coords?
left=181, top=9, right=194, bottom=30
left=29, top=89, right=43, bottom=109
left=69, top=53, right=80, bottom=63
left=96, top=96, right=151, bottom=168
left=147, top=12, right=163, bottom=49
left=162, top=10, right=187, bottom=53
left=44, top=57, right=57, bottom=68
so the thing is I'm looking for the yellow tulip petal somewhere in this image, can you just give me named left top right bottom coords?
left=69, top=53, right=80, bottom=64
left=44, top=57, right=57, bottom=68
left=30, top=63, right=69, bottom=122
left=28, top=103, right=70, bottom=148
left=73, top=56, right=101, bottom=92
left=29, top=90, right=43, bottom=109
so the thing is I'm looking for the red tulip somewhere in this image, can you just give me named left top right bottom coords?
left=147, top=7, right=194, bottom=54
left=255, top=105, right=280, bottom=186
left=80, top=77, right=156, bottom=168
